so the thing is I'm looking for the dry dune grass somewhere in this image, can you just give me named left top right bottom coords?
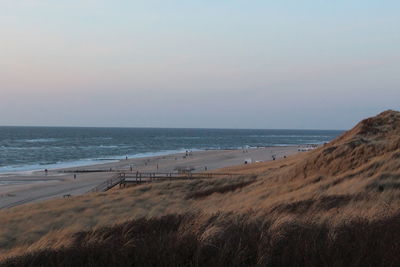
left=0, top=175, right=257, bottom=259
left=3, top=212, right=400, bottom=266
left=1, top=110, right=400, bottom=266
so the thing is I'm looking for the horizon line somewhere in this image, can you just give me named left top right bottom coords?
left=0, top=124, right=345, bottom=132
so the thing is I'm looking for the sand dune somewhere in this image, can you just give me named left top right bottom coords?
left=1, top=111, right=400, bottom=266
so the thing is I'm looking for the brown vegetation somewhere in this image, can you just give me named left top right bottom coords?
left=2, top=212, right=400, bottom=267
left=186, top=175, right=257, bottom=199
left=1, top=110, right=400, bottom=266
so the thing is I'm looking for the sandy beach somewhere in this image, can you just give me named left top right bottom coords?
left=0, top=146, right=301, bottom=209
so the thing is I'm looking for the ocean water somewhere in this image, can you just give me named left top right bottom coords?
left=0, top=127, right=343, bottom=173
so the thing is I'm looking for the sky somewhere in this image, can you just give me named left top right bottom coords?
left=0, top=0, right=399, bottom=130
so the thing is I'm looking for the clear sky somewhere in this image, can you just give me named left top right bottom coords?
left=1, top=1, right=399, bottom=129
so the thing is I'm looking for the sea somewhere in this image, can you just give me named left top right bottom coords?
left=0, top=127, right=343, bottom=173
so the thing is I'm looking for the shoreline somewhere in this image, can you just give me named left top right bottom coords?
left=0, top=149, right=195, bottom=175
left=0, top=146, right=304, bottom=209
left=0, top=144, right=319, bottom=175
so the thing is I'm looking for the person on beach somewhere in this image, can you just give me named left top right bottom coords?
left=45, top=169, right=48, bottom=175
left=74, top=174, right=76, bottom=179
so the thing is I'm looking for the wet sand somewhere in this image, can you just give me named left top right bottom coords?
left=0, top=146, right=301, bottom=209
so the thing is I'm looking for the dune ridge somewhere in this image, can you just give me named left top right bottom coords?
left=291, top=110, right=400, bottom=179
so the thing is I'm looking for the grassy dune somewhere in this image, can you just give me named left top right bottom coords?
left=1, top=110, right=400, bottom=266
left=3, top=212, right=400, bottom=267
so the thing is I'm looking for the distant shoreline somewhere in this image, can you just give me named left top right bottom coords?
left=0, top=144, right=321, bottom=175
left=0, top=127, right=343, bottom=174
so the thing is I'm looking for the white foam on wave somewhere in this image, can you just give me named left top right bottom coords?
left=0, top=148, right=202, bottom=174
left=0, top=159, right=107, bottom=174
left=18, top=138, right=61, bottom=143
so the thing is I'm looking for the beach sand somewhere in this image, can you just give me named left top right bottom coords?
left=0, top=146, right=301, bottom=209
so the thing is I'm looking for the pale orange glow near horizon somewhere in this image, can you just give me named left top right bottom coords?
left=1, top=1, right=399, bottom=129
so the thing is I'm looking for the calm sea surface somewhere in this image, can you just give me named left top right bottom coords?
left=0, top=127, right=343, bottom=173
